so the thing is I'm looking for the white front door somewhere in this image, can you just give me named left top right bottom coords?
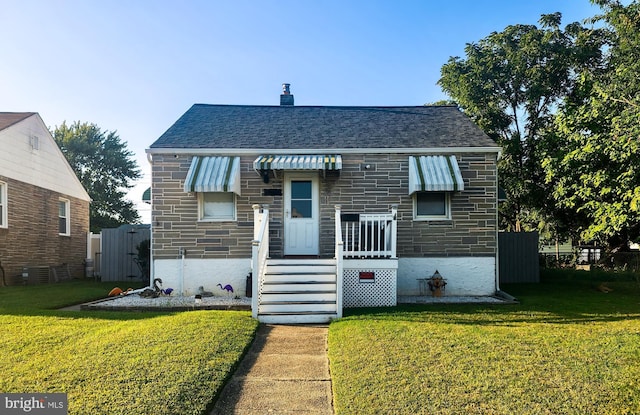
left=284, top=174, right=319, bottom=255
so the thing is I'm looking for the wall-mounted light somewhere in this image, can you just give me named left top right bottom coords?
left=261, top=170, right=270, bottom=184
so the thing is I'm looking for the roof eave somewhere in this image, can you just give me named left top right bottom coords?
left=146, top=146, right=501, bottom=156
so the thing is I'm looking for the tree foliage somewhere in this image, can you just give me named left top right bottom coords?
left=53, top=121, right=141, bottom=232
left=543, top=0, right=640, bottom=247
left=438, top=12, right=606, bottom=240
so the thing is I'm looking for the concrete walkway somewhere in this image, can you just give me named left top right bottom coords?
left=209, top=324, right=334, bottom=415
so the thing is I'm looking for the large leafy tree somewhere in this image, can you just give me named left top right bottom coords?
left=438, top=13, right=606, bottom=238
left=53, top=121, right=141, bottom=232
left=544, top=0, right=640, bottom=248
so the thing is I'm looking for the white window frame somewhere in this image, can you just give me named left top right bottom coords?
left=413, top=191, right=451, bottom=221
left=0, top=181, right=7, bottom=228
left=59, top=198, right=70, bottom=236
left=198, top=192, right=236, bottom=222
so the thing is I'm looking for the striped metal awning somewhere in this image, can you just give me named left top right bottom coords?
left=142, top=187, right=151, bottom=204
left=253, top=154, right=342, bottom=171
left=184, top=156, right=241, bottom=195
left=408, top=155, right=464, bottom=193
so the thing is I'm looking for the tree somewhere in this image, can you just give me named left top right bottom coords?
left=438, top=13, right=606, bottom=240
left=544, top=0, right=640, bottom=248
left=425, top=99, right=458, bottom=106
left=53, top=121, right=142, bottom=232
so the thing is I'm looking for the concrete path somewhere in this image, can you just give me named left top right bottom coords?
left=209, top=324, right=334, bottom=415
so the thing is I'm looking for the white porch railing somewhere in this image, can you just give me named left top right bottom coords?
left=341, top=206, right=397, bottom=258
left=251, top=204, right=269, bottom=319
left=334, top=205, right=344, bottom=318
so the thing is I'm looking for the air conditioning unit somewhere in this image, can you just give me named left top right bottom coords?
left=24, top=266, right=51, bottom=284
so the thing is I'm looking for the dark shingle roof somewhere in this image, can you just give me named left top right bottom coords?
left=0, top=112, right=36, bottom=132
left=150, top=104, right=497, bottom=150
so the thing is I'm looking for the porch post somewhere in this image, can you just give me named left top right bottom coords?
left=251, top=204, right=261, bottom=319
left=390, top=205, right=398, bottom=259
left=251, top=239, right=259, bottom=319
left=334, top=205, right=343, bottom=318
left=252, top=204, right=261, bottom=241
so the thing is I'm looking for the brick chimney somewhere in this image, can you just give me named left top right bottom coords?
left=280, top=83, right=294, bottom=106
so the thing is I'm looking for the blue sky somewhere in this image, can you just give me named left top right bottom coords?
left=0, top=0, right=602, bottom=223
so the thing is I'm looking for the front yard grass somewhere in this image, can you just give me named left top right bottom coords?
left=0, top=281, right=258, bottom=415
left=329, top=273, right=640, bottom=415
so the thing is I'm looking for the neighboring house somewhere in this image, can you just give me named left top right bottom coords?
left=146, top=86, right=501, bottom=323
left=0, top=112, right=91, bottom=285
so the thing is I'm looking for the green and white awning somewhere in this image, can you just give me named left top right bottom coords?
left=142, top=187, right=151, bottom=204
left=253, top=154, right=342, bottom=171
left=408, top=155, right=464, bottom=194
left=184, top=156, right=241, bottom=195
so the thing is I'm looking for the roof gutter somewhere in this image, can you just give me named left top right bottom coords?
left=145, top=146, right=502, bottom=156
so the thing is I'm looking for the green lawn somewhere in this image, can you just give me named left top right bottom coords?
left=0, top=281, right=258, bottom=415
left=4, top=273, right=640, bottom=415
left=329, top=273, right=640, bottom=415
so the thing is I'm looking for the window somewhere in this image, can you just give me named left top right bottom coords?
left=414, top=192, right=450, bottom=220
left=290, top=180, right=312, bottom=218
left=0, top=182, right=6, bottom=228
left=59, top=198, right=70, bottom=235
left=200, top=192, right=235, bottom=221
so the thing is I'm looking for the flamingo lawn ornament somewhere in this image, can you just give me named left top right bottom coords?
left=108, top=287, right=133, bottom=296
left=217, top=283, right=234, bottom=297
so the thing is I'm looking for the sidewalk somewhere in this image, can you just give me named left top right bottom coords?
left=209, top=324, right=334, bottom=415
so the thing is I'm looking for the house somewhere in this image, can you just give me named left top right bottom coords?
left=0, top=112, right=91, bottom=285
left=146, top=85, right=501, bottom=323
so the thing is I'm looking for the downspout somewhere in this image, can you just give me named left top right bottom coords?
left=179, top=248, right=186, bottom=295
left=147, top=150, right=154, bottom=290
left=86, top=231, right=92, bottom=279
left=495, top=151, right=501, bottom=294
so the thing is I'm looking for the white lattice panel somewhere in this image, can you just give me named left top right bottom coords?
left=343, top=267, right=397, bottom=307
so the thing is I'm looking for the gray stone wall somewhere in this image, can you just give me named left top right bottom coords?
left=150, top=152, right=497, bottom=260
left=319, top=153, right=497, bottom=257
left=151, top=155, right=274, bottom=260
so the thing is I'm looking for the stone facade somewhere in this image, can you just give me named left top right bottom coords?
left=0, top=176, right=90, bottom=284
left=151, top=152, right=497, bottom=260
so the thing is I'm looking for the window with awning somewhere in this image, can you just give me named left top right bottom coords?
left=183, top=156, right=241, bottom=195
left=253, top=155, right=342, bottom=171
left=142, top=187, right=151, bottom=204
left=408, top=155, right=464, bottom=194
